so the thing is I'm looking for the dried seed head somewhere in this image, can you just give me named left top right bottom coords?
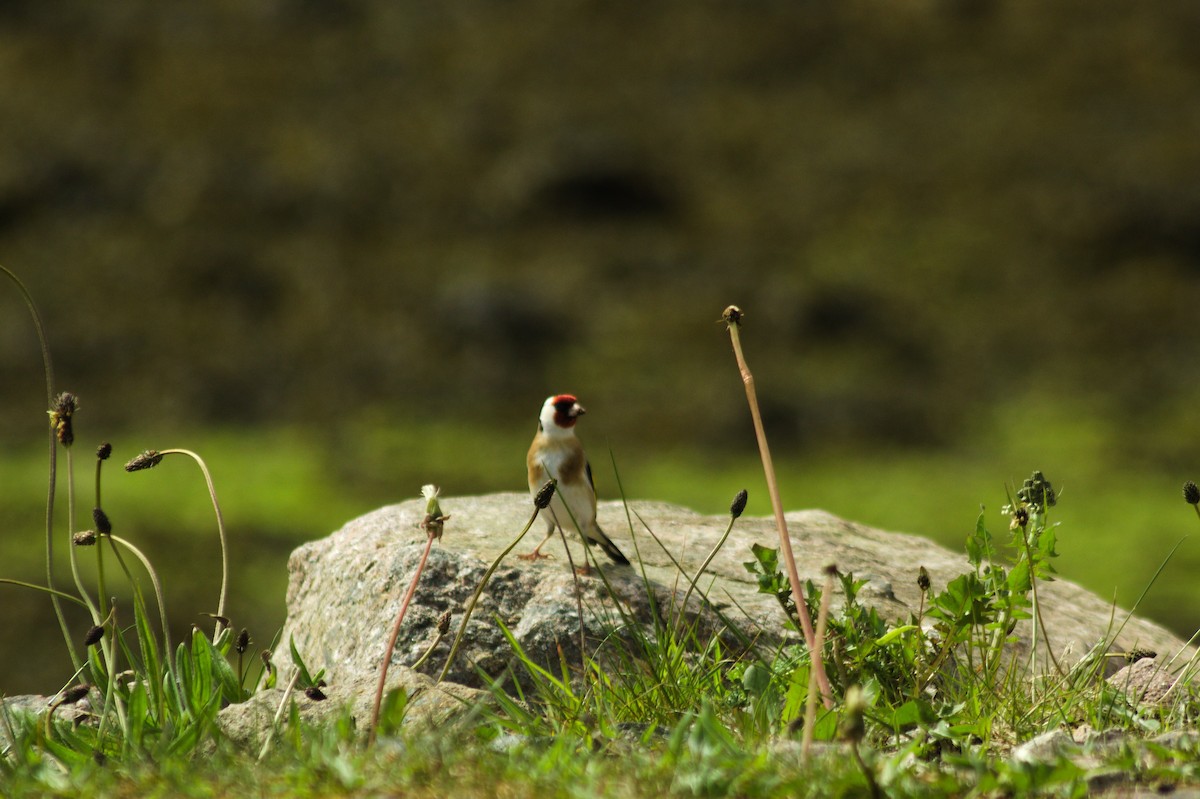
left=236, top=629, right=251, bottom=654
left=92, top=507, right=112, bottom=535
left=823, top=562, right=839, bottom=577
left=721, top=305, right=744, bottom=325
left=96, top=442, right=112, bottom=461
left=84, top=624, right=105, bottom=647
left=59, top=684, right=91, bottom=705
left=730, top=489, right=748, bottom=519
left=305, top=685, right=327, bottom=701
left=73, top=530, right=97, bottom=547
left=437, top=610, right=452, bottom=636
left=534, top=478, right=557, bottom=509
left=1011, top=505, right=1030, bottom=530
left=260, top=650, right=273, bottom=672
left=1127, top=648, right=1157, bottom=663
left=48, top=392, right=79, bottom=447
left=125, top=450, right=163, bottom=472
left=917, top=566, right=931, bottom=593
left=1184, top=481, right=1200, bottom=506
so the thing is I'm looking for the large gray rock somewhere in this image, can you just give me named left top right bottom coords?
left=276, top=493, right=1190, bottom=691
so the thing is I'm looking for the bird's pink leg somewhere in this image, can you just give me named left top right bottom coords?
left=519, top=530, right=556, bottom=561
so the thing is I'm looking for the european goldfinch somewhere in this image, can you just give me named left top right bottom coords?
left=522, top=394, right=630, bottom=566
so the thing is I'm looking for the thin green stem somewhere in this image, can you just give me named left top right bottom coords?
left=95, top=458, right=109, bottom=625
left=106, top=534, right=173, bottom=656
left=258, top=668, right=302, bottom=763
left=1019, top=522, right=1064, bottom=678
left=409, top=630, right=446, bottom=673
left=438, top=497, right=548, bottom=684
left=159, top=449, right=229, bottom=633
left=850, top=740, right=883, bottom=799
left=94, top=602, right=128, bottom=741
left=555, top=522, right=589, bottom=675
left=0, top=578, right=89, bottom=607
left=65, top=449, right=99, bottom=622
left=674, top=514, right=737, bottom=639
left=0, top=265, right=77, bottom=670
left=542, top=467, right=597, bottom=677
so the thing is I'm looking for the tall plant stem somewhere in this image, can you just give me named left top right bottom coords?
left=723, top=306, right=833, bottom=709
left=368, top=532, right=436, bottom=746
left=0, top=265, right=78, bottom=669
left=64, top=449, right=99, bottom=620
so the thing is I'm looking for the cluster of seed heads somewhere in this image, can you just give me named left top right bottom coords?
left=1127, top=647, right=1157, bottom=663
left=1017, top=470, right=1056, bottom=510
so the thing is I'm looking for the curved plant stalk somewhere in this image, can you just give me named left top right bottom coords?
left=0, top=265, right=77, bottom=669
left=409, top=612, right=451, bottom=672
left=674, top=490, right=747, bottom=638
left=125, top=448, right=229, bottom=634
left=106, top=534, right=173, bottom=656
left=722, top=305, right=833, bottom=709
left=92, top=529, right=179, bottom=730
left=437, top=481, right=555, bottom=685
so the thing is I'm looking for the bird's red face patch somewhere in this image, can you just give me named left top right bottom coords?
left=551, top=394, right=583, bottom=428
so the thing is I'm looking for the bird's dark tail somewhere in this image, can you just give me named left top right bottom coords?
left=591, top=525, right=630, bottom=566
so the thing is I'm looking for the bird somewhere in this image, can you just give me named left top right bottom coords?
left=522, top=394, right=630, bottom=566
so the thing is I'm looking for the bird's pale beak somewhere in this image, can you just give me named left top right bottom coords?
left=571, top=404, right=587, bottom=417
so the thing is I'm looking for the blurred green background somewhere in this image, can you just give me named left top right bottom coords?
left=2, top=2, right=1199, bottom=696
